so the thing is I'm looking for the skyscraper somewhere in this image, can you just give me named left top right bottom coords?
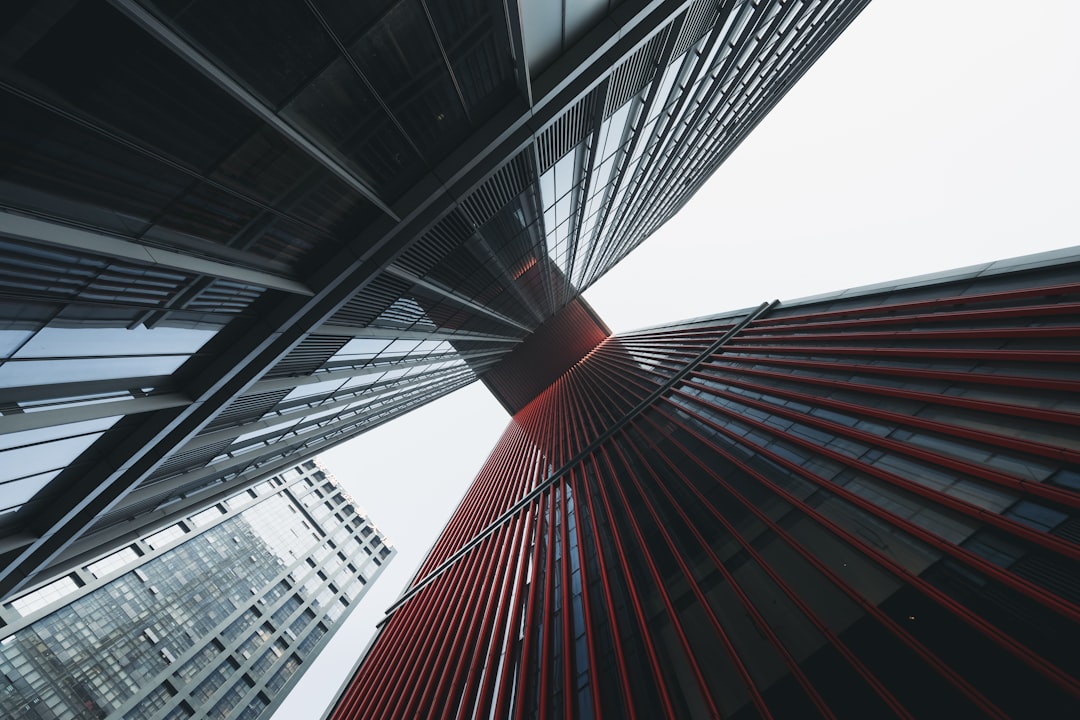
left=0, top=0, right=871, bottom=603
left=0, top=459, right=393, bottom=720
left=331, top=247, right=1080, bottom=718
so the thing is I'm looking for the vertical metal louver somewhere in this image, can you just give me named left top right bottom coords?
left=459, top=150, right=535, bottom=228
left=183, top=279, right=264, bottom=315
left=329, top=275, right=415, bottom=328
left=144, top=439, right=236, bottom=484
left=394, top=209, right=474, bottom=278
left=536, top=88, right=602, bottom=172
left=603, top=31, right=667, bottom=117
left=671, top=0, right=723, bottom=59
left=0, top=239, right=191, bottom=309
left=264, top=335, right=351, bottom=378
left=204, top=390, right=292, bottom=433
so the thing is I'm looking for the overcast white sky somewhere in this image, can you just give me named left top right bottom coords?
left=274, top=2, right=1080, bottom=716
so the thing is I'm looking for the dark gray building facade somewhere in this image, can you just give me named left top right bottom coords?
left=0, top=0, right=869, bottom=603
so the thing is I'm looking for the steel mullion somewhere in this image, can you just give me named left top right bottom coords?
left=419, top=424, right=516, bottom=571
left=730, top=325, right=1080, bottom=344
left=691, top=365, right=1080, bottom=465
left=470, top=507, right=530, bottom=717
left=360, top=554, right=464, bottom=717
left=375, top=418, right=526, bottom=707
left=433, top=415, right=533, bottom=566
left=649, top=398, right=1080, bottom=698
left=675, top=379, right=1080, bottom=542
left=558, top=370, right=604, bottom=719
left=699, top=360, right=1080, bottom=479
left=382, top=399, right=539, bottom=622
left=587, top=13, right=687, bottom=272
left=622, top=414, right=919, bottom=717
left=398, top=536, right=497, bottom=717
left=394, top=549, right=491, bottom=715
left=423, top=420, right=527, bottom=574
left=429, top=426, right=519, bottom=563
left=565, top=78, right=609, bottom=290
left=723, top=343, right=1080, bottom=364
left=636, top=405, right=1035, bottom=715
left=536, top=483, right=557, bottom=720
left=599, top=436, right=754, bottom=718
left=611, top=0, right=766, bottom=247
left=610, top=0, right=785, bottom=247
left=459, top=439, right=545, bottom=715
left=573, top=344, right=766, bottom=712
left=753, top=282, right=1080, bottom=328
left=714, top=357, right=1080, bottom=430
left=616, top=422, right=837, bottom=719
left=556, top=389, right=576, bottom=720
left=371, top=557, right=471, bottom=716
left=561, top=477, right=576, bottom=719
left=510, top=381, right=559, bottom=720
left=581, top=446, right=676, bottom=714
left=562, top=369, right=678, bottom=715
left=712, top=352, right=1080, bottom=397
left=557, top=369, right=633, bottom=718
left=380, top=306, right=771, bottom=626
left=440, top=518, right=520, bottom=716
left=743, top=301, right=1080, bottom=335
left=511, top=489, right=548, bottom=720
left=566, top=469, right=603, bottom=720
left=666, top=385, right=1080, bottom=615
left=670, top=0, right=867, bottom=204
left=491, top=498, right=540, bottom=717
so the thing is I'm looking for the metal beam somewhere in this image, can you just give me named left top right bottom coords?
left=314, top=324, right=523, bottom=344
left=0, top=211, right=313, bottom=295
left=500, top=0, right=534, bottom=106
left=265, top=360, right=495, bottom=408
left=246, top=348, right=510, bottom=396
left=0, top=0, right=699, bottom=600
left=180, top=367, right=480, bottom=453
left=109, top=0, right=399, bottom=221
left=112, top=372, right=485, bottom=518
left=468, top=235, right=548, bottom=325
left=0, top=394, right=190, bottom=436
left=0, top=376, right=174, bottom=405
left=384, top=265, right=536, bottom=333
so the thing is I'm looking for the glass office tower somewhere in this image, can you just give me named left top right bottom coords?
left=0, top=460, right=393, bottom=720
left=332, top=248, right=1080, bottom=718
left=0, top=0, right=870, bottom=602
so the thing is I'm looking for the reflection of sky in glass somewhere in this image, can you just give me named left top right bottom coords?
left=9, top=576, right=79, bottom=616
left=87, top=546, right=140, bottom=579
left=189, top=506, right=225, bottom=527
left=12, top=326, right=217, bottom=358
left=145, top=523, right=185, bottom=550
left=335, top=338, right=390, bottom=359
left=0, top=415, right=121, bottom=511
left=242, top=493, right=323, bottom=565
left=0, top=356, right=189, bottom=388
left=0, top=326, right=217, bottom=389
left=0, top=330, right=32, bottom=359
left=283, top=377, right=349, bottom=402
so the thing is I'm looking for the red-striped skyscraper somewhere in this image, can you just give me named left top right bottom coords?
left=331, top=248, right=1080, bottom=718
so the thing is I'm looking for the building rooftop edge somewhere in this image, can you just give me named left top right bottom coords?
left=615, top=244, right=1080, bottom=335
